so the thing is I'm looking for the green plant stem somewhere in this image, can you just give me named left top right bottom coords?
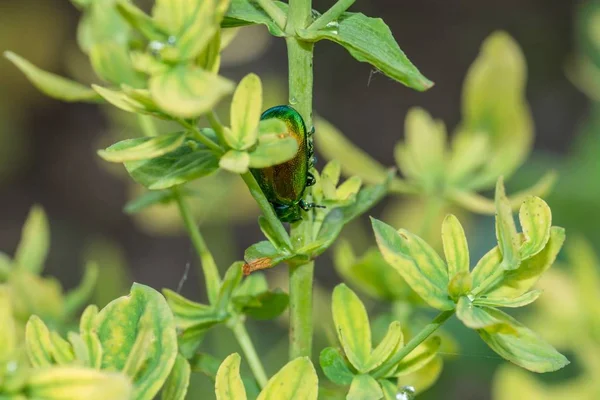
left=308, top=0, right=355, bottom=31
left=179, top=119, right=223, bottom=154
left=138, top=115, right=158, bottom=137
left=240, top=172, right=293, bottom=250
left=256, top=0, right=287, bottom=30
left=206, top=110, right=227, bottom=146
left=286, top=0, right=315, bottom=361
left=231, top=320, right=269, bottom=389
left=172, top=187, right=221, bottom=304
left=373, top=310, right=454, bottom=378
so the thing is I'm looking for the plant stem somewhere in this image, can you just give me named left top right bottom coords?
left=286, top=0, right=315, bottom=361
left=138, top=115, right=158, bottom=137
left=256, top=0, right=287, bottom=30
left=308, top=0, right=355, bottom=31
left=231, top=320, right=269, bottom=388
left=172, top=187, right=221, bottom=304
left=418, top=195, right=445, bottom=242
left=179, top=119, right=223, bottom=154
left=373, top=310, right=454, bottom=378
left=206, top=110, right=227, bottom=146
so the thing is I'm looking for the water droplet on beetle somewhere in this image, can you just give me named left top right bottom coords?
left=396, top=386, right=416, bottom=400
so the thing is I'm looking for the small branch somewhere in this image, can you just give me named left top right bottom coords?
left=240, top=172, right=293, bottom=250
left=206, top=110, right=227, bottom=146
left=256, top=0, right=287, bottom=30
left=307, top=0, right=355, bottom=31
left=172, top=187, right=221, bottom=304
left=178, top=119, right=223, bottom=154
left=231, top=320, right=269, bottom=388
left=372, top=310, right=454, bottom=378
left=288, top=261, right=314, bottom=359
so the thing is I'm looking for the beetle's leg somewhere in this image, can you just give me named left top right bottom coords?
left=306, top=172, right=316, bottom=187
left=299, top=199, right=326, bottom=211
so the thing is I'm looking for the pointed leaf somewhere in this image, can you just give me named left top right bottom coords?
left=215, top=353, right=247, bottom=400
left=298, top=13, right=433, bottom=91
left=471, top=246, right=502, bottom=290
left=364, top=321, right=404, bottom=372
left=456, top=297, right=500, bottom=330
left=372, top=218, right=453, bottom=310
left=4, top=51, right=100, bottom=103
left=347, top=374, right=383, bottom=400
left=162, top=289, right=224, bottom=330
left=15, top=205, right=49, bottom=274
left=473, top=290, right=543, bottom=308
left=394, top=336, right=441, bottom=376
left=99, top=132, right=186, bottom=163
left=494, top=178, right=521, bottom=270
left=161, top=354, right=191, bottom=400
left=297, top=209, right=344, bottom=257
left=216, top=262, right=243, bottom=313
left=222, top=0, right=286, bottom=37
left=150, top=65, right=234, bottom=118
left=25, top=315, right=54, bottom=367
left=477, top=308, right=569, bottom=373
left=257, top=357, right=318, bottom=400
left=332, top=284, right=371, bottom=370
left=116, top=0, right=166, bottom=41
left=441, top=214, right=470, bottom=278
left=518, top=196, right=552, bottom=260
left=228, top=73, right=262, bottom=150
left=27, top=367, right=132, bottom=400
left=242, top=241, right=295, bottom=275
left=92, top=85, right=148, bottom=114
left=319, top=347, right=354, bottom=386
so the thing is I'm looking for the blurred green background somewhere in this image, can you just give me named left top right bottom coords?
left=1, top=0, right=598, bottom=399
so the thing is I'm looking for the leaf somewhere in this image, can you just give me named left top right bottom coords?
left=494, top=178, right=521, bottom=271
left=15, top=205, right=50, bottom=274
left=333, top=242, right=409, bottom=301
left=394, top=336, right=441, bottom=376
left=99, top=132, right=187, bottom=163
left=4, top=51, right=101, bottom=103
left=220, top=150, right=250, bottom=174
left=372, top=218, right=453, bottom=310
left=396, top=356, right=443, bottom=395
left=340, top=172, right=393, bottom=224
left=149, top=65, right=234, bottom=119
left=257, top=357, right=318, bottom=400
left=518, top=196, right=552, bottom=260
left=124, top=190, right=174, bottom=214
left=319, top=347, right=354, bottom=386
left=248, top=136, right=299, bottom=168
left=473, top=290, right=543, bottom=308
left=258, top=215, right=287, bottom=250
left=0, top=288, right=16, bottom=360
left=222, top=0, right=286, bottom=37
left=458, top=31, right=532, bottom=189
left=152, top=0, right=198, bottom=34
left=124, top=147, right=220, bottom=190
left=242, top=241, right=296, bottom=275
left=90, top=41, right=145, bottom=87
left=49, top=331, right=75, bottom=365
left=297, top=209, right=345, bottom=257
left=215, top=262, right=243, bottom=313
left=485, top=227, right=565, bottom=299
left=455, top=297, right=500, bottom=330
left=228, top=73, right=262, bottom=150
left=64, top=262, right=99, bottom=318
left=470, top=246, right=502, bottom=291
left=191, top=352, right=260, bottom=398
left=447, top=271, right=472, bottom=301
left=332, top=284, right=371, bottom=370
left=162, top=289, right=224, bottom=331
left=242, top=290, right=289, bottom=320
left=92, top=85, right=149, bottom=114
left=215, top=353, right=247, bottom=400
left=364, top=321, right=404, bottom=372
left=298, top=13, right=433, bottom=91
left=116, top=0, right=166, bottom=41
left=161, top=354, right=191, bottom=400
left=95, top=283, right=178, bottom=400
left=441, top=214, right=470, bottom=278
left=27, top=367, right=132, bottom=400
left=25, top=316, right=55, bottom=367
left=477, top=308, right=569, bottom=373
left=347, top=374, right=383, bottom=400
left=315, top=117, right=389, bottom=185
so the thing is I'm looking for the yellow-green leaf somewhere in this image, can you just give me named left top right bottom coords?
left=447, top=271, right=472, bottom=301
left=27, top=367, right=132, bottom=400
left=215, top=353, right=247, bottom=400
left=228, top=73, right=262, bottom=150
left=161, top=354, right=191, bottom=400
left=396, top=356, right=443, bottom=395
left=347, top=374, right=383, bottom=400
left=477, top=308, right=569, bottom=373
left=248, top=136, right=298, bottom=169
left=394, top=336, right=441, bottom=376
left=95, top=283, right=178, bottom=400
left=92, top=85, right=148, bottom=114
left=15, top=205, right=50, bottom=274
left=441, top=214, right=470, bottom=278
left=99, top=132, right=187, bottom=163
left=372, top=218, right=453, bottom=310
left=473, top=290, right=542, bottom=308
left=257, top=357, right=318, bottom=400
left=150, top=65, right=234, bottom=119
left=332, top=284, right=371, bottom=370
left=25, top=315, right=55, bottom=367
left=518, top=196, right=552, bottom=260
left=4, top=51, right=100, bottom=103
left=471, top=246, right=502, bottom=290
left=456, top=297, right=500, bottom=330
left=494, top=178, right=521, bottom=270
left=0, top=288, right=16, bottom=360
left=364, top=321, right=404, bottom=372
left=219, top=150, right=250, bottom=174
left=90, top=42, right=144, bottom=87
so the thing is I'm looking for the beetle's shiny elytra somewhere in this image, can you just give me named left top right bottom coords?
left=250, top=105, right=319, bottom=223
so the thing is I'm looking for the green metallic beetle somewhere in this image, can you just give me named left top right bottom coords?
left=250, top=105, right=321, bottom=223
